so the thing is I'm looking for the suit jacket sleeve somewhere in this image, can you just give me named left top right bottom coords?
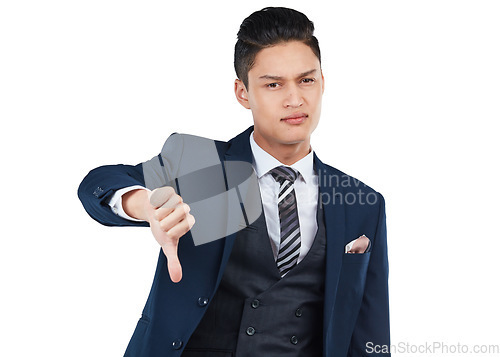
left=349, top=193, right=390, bottom=356
left=77, top=163, right=150, bottom=227
left=77, top=133, right=186, bottom=227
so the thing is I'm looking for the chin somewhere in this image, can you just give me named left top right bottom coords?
left=280, top=134, right=308, bottom=145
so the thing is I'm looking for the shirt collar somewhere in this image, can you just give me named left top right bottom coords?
left=249, top=131, right=315, bottom=183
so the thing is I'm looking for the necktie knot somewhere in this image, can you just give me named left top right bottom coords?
left=270, top=166, right=299, bottom=184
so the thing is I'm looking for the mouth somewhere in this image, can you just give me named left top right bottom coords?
left=281, top=113, right=308, bottom=125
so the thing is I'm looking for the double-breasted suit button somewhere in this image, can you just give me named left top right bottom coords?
left=290, top=335, right=298, bottom=345
left=197, top=296, right=209, bottom=307
left=246, top=326, right=256, bottom=336
left=172, top=339, right=183, bottom=350
left=251, top=299, right=260, bottom=308
left=295, top=308, right=302, bottom=317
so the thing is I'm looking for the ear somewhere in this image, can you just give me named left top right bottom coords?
left=234, top=79, right=251, bottom=109
left=321, top=70, right=325, bottom=94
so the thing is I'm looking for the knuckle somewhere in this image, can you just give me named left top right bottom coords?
left=174, top=203, right=184, bottom=214
left=162, top=186, right=174, bottom=195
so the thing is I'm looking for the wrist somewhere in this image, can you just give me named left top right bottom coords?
left=122, top=189, right=150, bottom=221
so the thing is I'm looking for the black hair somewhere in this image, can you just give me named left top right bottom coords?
left=234, top=7, right=321, bottom=89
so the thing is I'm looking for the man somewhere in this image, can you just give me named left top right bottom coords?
left=78, top=7, right=390, bottom=357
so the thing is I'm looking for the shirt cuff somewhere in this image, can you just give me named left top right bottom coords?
left=108, top=185, right=150, bottom=222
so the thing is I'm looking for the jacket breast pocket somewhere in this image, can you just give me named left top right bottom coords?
left=342, top=251, right=371, bottom=265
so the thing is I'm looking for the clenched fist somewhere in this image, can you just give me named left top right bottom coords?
left=147, top=186, right=195, bottom=282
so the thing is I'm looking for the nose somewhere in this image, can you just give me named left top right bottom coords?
left=283, top=85, right=303, bottom=108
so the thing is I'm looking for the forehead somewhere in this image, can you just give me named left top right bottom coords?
left=249, top=41, right=321, bottom=79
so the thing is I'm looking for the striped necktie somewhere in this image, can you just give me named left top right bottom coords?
left=269, top=166, right=301, bottom=277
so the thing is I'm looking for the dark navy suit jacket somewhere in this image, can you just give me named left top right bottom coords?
left=78, top=126, right=390, bottom=357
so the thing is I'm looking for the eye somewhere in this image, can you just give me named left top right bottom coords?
left=300, top=78, right=316, bottom=84
left=266, top=82, right=280, bottom=89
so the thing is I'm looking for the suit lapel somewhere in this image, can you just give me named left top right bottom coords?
left=214, top=126, right=255, bottom=286
left=314, top=154, right=346, bottom=337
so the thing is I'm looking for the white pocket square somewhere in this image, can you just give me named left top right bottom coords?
left=345, top=235, right=371, bottom=254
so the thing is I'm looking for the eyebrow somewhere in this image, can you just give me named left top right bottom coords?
left=258, top=69, right=317, bottom=81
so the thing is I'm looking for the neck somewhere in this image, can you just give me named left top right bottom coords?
left=254, top=134, right=311, bottom=166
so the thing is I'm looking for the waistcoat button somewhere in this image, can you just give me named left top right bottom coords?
left=295, top=308, right=303, bottom=317
left=197, top=296, right=209, bottom=307
left=246, top=326, right=256, bottom=336
left=290, top=335, right=299, bottom=345
left=251, top=299, right=260, bottom=308
left=172, top=339, right=183, bottom=349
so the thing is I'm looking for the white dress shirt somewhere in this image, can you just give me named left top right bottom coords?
left=110, top=131, right=319, bottom=263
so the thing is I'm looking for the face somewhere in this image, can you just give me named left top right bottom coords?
left=235, top=41, right=324, bottom=158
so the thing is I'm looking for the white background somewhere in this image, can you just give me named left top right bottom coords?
left=1, top=0, right=499, bottom=356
